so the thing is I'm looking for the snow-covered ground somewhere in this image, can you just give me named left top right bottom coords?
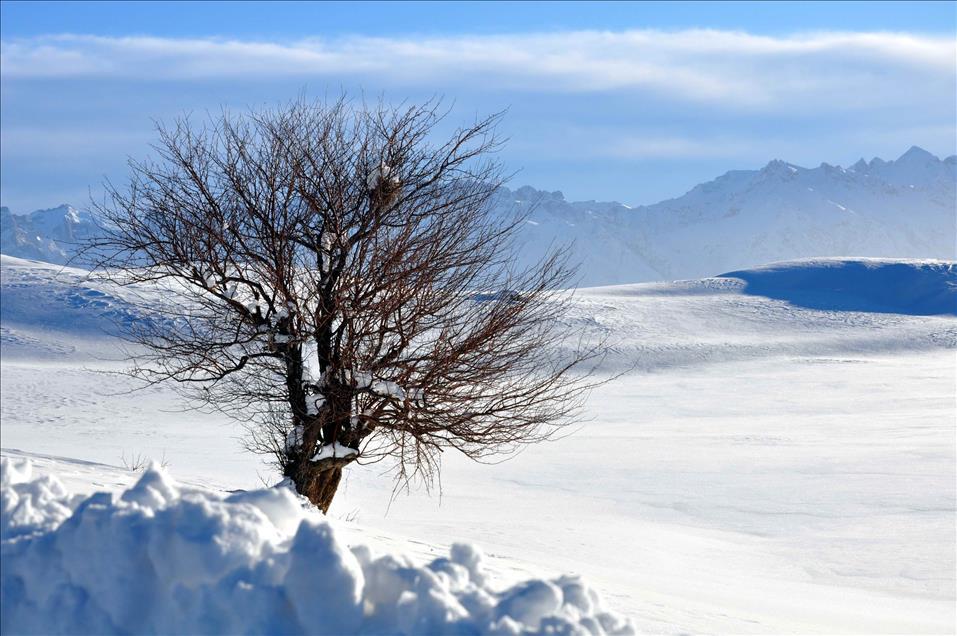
left=3, top=458, right=633, bottom=636
left=2, top=255, right=955, bottom=633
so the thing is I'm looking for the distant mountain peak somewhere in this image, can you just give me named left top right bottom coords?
left=897, top=146, right=938, bottom=163
left=512, top=185, right=565, bottom=203
left=760, top=159, right=799, bottom=177
left=818, top=162, right=846, bottom=173
left=764, top=159, right=790, bottom=168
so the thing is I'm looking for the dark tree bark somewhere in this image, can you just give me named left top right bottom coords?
left=286, top=462, right=343, bottom=514
left=86, top=97, right=603, bottom=512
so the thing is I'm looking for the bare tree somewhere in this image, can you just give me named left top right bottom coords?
left=88, top=98, right=600, bottom=512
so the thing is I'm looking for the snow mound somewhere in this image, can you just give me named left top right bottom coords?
left=1, top=457, right=83, bottom=541
left=1, top=458, right=633, bottom=636
left=719, top=258, right=957, bottom=316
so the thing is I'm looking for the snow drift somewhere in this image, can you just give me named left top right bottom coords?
left=0, top=458, right=633, bottom=636
left=720, top=258, right=957, bottom=316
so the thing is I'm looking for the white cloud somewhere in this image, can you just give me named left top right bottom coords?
left=1, top=30, right=953, bottom=110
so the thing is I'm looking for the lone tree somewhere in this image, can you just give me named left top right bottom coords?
left=90, top=98, right=598, bottom=512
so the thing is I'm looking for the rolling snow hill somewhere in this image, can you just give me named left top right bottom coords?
left=3, top=147, right=954, bottom=286
left=720, top=258, right=957, bottom=316
left=1, top=255, right=955, bottom=633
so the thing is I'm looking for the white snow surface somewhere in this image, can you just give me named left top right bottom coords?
left=311, top=442, right=359, bottom=462
left=1, top=457, right=632, bottom=636
left=1, top=254, right=955, bottom=633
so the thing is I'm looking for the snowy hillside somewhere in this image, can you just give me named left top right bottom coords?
left=2, top=255, right=955, bottom=633
left=3, top=147, right=954, bottom=286
left=720, top=258, right=957, bottom=316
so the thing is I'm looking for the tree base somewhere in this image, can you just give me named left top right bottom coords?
left=286, top=462, right=343, bottom=513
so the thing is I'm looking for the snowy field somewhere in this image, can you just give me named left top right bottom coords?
left=2, top=255, right=955, bottom=634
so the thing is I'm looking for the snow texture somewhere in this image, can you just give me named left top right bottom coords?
left=0, top=458, right=633, bottom=636
left=346, top=369, right=409, bottom=400
left=311, top=442, right=358, bottom=462
left=1, top=247, right=954, bottom=632
left=1, top=458, right=81, bottom=541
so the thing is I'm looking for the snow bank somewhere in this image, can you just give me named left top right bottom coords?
left=1, top=458, right=633, bottom=635
left=1, top=458, right=83, bottom=542
left=720, top=258, right=957, bottom=315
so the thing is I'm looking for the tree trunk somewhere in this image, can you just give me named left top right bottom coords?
left=286, top=460, right=343, bottom=513
left=284, top=386, right=355, bottom=513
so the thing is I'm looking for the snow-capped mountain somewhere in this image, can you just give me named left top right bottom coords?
left=501, top=146, right=956, bottom=285
left=0, top=204, right=98, bottom=265
left=2, top=147, right=954, bottom=284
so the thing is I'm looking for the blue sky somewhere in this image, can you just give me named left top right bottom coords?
left=1, top=1, right=955, bottom=211
left=3, top=1, right=955, bottom=38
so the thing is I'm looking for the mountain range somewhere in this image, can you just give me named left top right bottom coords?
left=497, top=146, right=955, bottom=285
left=0, top=204, right=97, bottom=265
left=2, top=146, right=954, bottom=285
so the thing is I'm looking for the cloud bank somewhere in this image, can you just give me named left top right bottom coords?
left=2, top=28, right=954, bottom=211
left=2, top=30, right=954, bottom=110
